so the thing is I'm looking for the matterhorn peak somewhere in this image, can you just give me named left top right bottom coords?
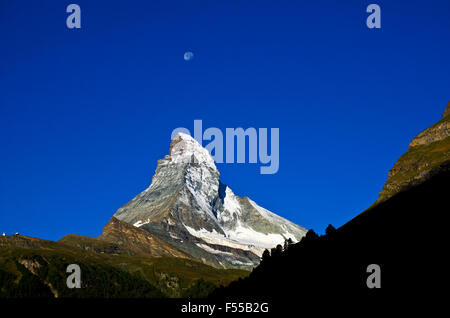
left=113, top=132, right=306, bottom=269
left=167, top=133, right=217, bottom=169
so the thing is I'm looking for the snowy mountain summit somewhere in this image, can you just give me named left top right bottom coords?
left=113, top=133, right=306, bottom=269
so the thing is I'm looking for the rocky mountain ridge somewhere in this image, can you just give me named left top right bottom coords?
left=113, top=133, right=306, bottom=269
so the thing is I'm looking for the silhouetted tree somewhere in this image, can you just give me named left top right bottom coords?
left=284, top=238, right=293, bottom=251
left=261, top=249, right=271, bottom=262
left=325, top=224, right=337, bottom=236
left=271, top=244, right=283, bottom=258
left=305, top=229, right=319, bottom=241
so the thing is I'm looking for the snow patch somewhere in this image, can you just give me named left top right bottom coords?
left=222, top=187, right=241, bottom=215
left=184, top=223, right=289, bottom=257
left=170, top=133, right=217, bottom=169
left=196, top=243, right=233, bottom=256
left=133, top=219, right=150, bottom=228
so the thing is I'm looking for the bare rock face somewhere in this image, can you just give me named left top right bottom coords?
left=112, top=133, right=306, bottom=269
left=409, top=118, right=450, bottom=148
left=377, top=102, right=450, bottom=203
left=99, top=217, right=190, bottom=258
left=18, top=258, right=42, bottom=275
left=443, top=101, right=450, bottom=118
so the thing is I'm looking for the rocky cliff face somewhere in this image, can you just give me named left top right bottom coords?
left=99, top=217, right=190, bottom=258
left=112, top=133, right=306, bottom=269
left=377, top=102, right=450, bottom=202
left=443, top=101, right=450, bottom=119
left=409, top=108, right=450, bottom=147
left=58, top=218, right=189, bottom=258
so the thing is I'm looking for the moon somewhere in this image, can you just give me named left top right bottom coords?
left=184, top=51, right=194, bottom=61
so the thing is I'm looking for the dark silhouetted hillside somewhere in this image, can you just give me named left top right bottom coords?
left=212, top=163, right=449, bottom=299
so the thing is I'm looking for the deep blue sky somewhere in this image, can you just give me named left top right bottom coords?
left=1, top=0, right=449, bottom=240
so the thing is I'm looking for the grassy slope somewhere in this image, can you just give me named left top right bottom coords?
left=0, top=235, right=248, bottom=298
left=378, top=115, right=450, bottom=202
left=59, top=234, right=128, bottom=255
